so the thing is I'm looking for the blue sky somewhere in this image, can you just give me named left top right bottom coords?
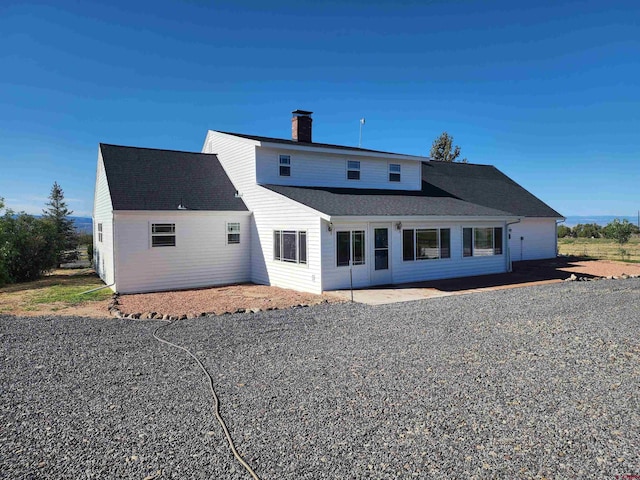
left=1, top=0, right=638, bottom=217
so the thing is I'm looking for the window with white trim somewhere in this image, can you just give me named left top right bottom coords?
left=279, top=155, right=291, bottom=177
left=97, top=223, right=103, bottom=243
left=402, top=228, right=450, bottom=261
left=151, top=223, right=176, bottom=247
left=463, top=227, right=503, bottom=257
left=347, top=160, right=360, bottom=180
left=273, top=230, right=307, bottom=264
left=337, top=230, right=365, bottom=266
left=227, top=222, right=240, bottom=244
left=389, top=163, right=401, bottom=182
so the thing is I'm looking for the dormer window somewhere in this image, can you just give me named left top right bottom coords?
left=279, top=155, right=291, bottom=177
left=347, top=160, right=360, bottom=180
left=389, top=163, right=401, bottom=182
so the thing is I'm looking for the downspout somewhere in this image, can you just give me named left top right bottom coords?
left=555, top=217, right=566, bottom=257
left=505, top=218, right=521, bottom=272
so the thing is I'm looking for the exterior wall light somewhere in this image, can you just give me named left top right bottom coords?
left=395, top=221, right=402, bottom=230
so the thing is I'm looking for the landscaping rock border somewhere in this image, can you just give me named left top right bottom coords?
left=109, top=292, right=315, bottom=320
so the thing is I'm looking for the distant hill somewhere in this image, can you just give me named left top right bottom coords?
left=71, top=216, right=93, bottom=234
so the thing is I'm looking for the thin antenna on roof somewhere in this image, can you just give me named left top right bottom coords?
left=358, top=118, right=365, bottom=148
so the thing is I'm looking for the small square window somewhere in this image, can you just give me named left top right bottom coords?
left=227, top=222, right=240, bottom=244
left=279, top=155, right=291, bottom=177
left=151, top=223, right=176, bottom=247
left=389, top=163, right=401, bottom=182
left=347, top=160, right=360, bottom=180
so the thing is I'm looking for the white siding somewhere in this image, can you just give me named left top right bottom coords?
left=509, top=218, right=558, bottom=261
left=204, top=131, right=324, bottom=294
left=256, top=147, right=422, bottom=190
left=322, top=221, right=509, bottom=290
left=321, top=221, right=372, bottom=289
left=93, top=150, right=115, bottom=289
left=113, top=212, right=251, bottom=294
left=392, top=222, right=507, bottom=285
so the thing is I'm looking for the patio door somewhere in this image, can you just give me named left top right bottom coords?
left=371, top=224, right=392, bottom=285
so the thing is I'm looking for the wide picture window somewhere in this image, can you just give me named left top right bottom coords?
left=402, top=228, right=450, bottom=261
left=274, top=230, right=307, bottom=264
left=463, top=227, right=503, bottom=257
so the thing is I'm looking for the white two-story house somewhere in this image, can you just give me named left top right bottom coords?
left=93, top=110, right=563, bottom=294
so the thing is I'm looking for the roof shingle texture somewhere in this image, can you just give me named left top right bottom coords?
left=100, top=144, right=248, bottom=211
left=422, top=162, right=562, bottom=217
left=264, top=185, right=513, bottom=217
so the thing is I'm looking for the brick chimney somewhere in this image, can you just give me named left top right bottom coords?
left=291, top=110, right=313, bottom=143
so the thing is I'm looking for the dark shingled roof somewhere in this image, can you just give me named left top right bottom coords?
left=216, top=131, right=420, bottom=157
left=263, top=185, right=513, bottom=217
left=263, top=161, right=563, bottom=218
left=100, top=144, right=248, bottom=211
left=422, top=161, right=563, bottom=218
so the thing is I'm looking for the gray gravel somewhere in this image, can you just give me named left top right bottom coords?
left=2, top=278, right=639, bottom=479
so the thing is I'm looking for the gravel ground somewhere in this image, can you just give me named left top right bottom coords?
left=1, top=278, right=639, bottom=479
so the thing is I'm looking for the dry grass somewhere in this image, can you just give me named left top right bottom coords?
left=0, top=269, right=112, bottom=317
left=558, top=237, right=640, bottom=262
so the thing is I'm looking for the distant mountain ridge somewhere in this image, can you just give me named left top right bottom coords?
left=70, top=216, right=92, bottom=234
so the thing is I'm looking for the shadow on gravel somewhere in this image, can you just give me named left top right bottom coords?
left=389, top=256, right=601, bottom=293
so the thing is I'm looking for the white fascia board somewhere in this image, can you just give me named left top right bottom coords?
left=205, top=130, right=261, bottom=150
left=328, top=215, right=521, bottom=223
left=257, top=185, right=331, bottom=221
left=258, top=141, right=426, bottom=162
left=114, top=210, right=252, bottom=218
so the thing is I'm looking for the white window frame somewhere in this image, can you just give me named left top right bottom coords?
left=402, top=228, right=451, bottom=261
left=336, top=230, right=365, bottom=267
left=273, top=230, right=307, bottom=265
left=346, top=160, right=360, bottom=180
left=463, top=227, right=503, bottom=257
left=389, top=163, right=401, bottom=182
left=97, top=223, right=103, bottom=243
left=279, top=155, right=291, bottom=177
left=151, top=223, right=176, bottom=248
left=226, top=222, right=240, bottom=245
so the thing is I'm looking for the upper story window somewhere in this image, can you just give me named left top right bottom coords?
left=97, top=223, right=103, bottom=243
left=347, top=160, right=360, bottom=180
left=463, top=227, right=503, bottom=257
left=389, top=163, right=401, bottom=182
left=151, top=223, right=176, bottom=247
left=279, top=155, right=291, bottom=177
left=227, top=222, right=240, bottom=244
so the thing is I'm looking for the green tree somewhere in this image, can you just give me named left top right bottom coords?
left=0, top=201, right=57, bottom=284
left=572, top=223, right=602, bottom=238
left=42, top=182, right=77, bottom=267
left=430, top=132, right=467, bottom=163
left=557, top=224, right=572, bottom=238
left=0, top=197, right=9, bottom=285
left=602, top=218, right=635, bottom=245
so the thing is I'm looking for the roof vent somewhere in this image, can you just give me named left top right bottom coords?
left=291, top=110, right=313, bottom=143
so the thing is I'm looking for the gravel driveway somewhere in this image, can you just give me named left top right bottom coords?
left=1, top=278, right=639, bottom=479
